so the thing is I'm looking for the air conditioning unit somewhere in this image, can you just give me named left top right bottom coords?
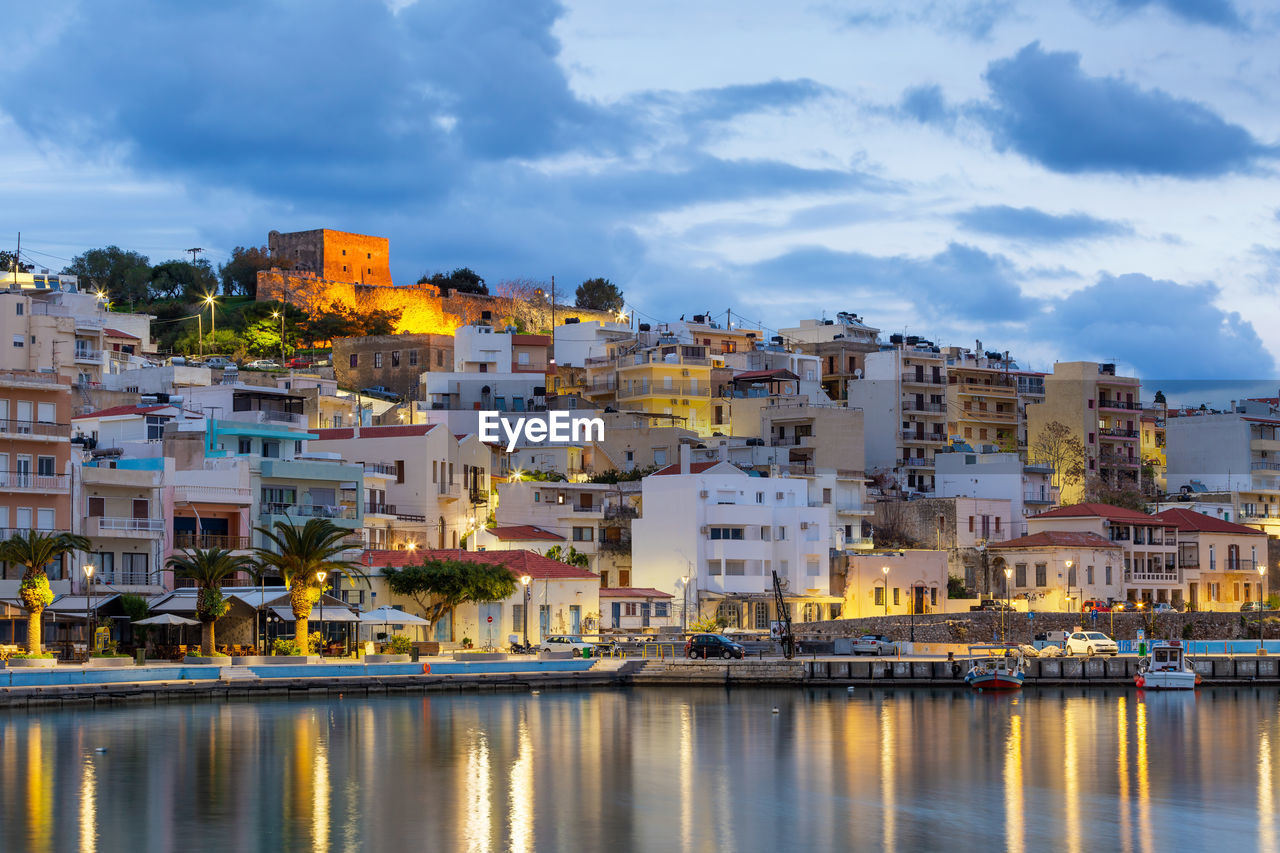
left=700, top=525, right=710, bottom=535
left=699, top=490, right=710, bottom=498
left=800, top=522, right=810, bottom=530
left=682, top=369, right=690, bottom=377
left=775, top=492, right=784, bottom=500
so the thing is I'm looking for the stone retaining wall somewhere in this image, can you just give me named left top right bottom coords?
left=795, top=611, right=1265, bottom=644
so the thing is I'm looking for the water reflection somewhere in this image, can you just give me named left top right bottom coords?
left=2, top=688, right=1280, bottom=851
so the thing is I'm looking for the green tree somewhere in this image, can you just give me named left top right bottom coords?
left=119, top=593, right=151, bottom=649
left=545, top=545, right=590, bottom=568
left=166, top=548, right=256, bottom=656
left=575, top=277, right=624, bottom=312
left=150, top=258, right=217, bottom=301
left=1084, top=477, right=1150, bottom=513
left=0, top=530, right=90, bottom=654
left=1153, top=390, right=1167, bottom=407
left=422, top=267, right=487, bottom=296
left=1, top=250, right=34, bottom=273
left=219, top=245, right=286, bottom=298
left=253, top=520, right=365, bottom=653
left=61, top=246, right=152, bottom=305
left=243, top=316, right=295, bottom=359
left=382, top=559, right=518, bottom=630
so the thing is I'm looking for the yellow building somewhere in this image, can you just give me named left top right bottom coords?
left=615, top=344, right=716, bottom=434
left=944, top=347, right=1019, bottom=450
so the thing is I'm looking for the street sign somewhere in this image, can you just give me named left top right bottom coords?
left=1027, top=612, right=1034, bottom=619
left=487, top=615, right=493, bottom=623
left=1136, top=629, right=1145, bottom=641
left=1090, top=610, right=1098, bottom=621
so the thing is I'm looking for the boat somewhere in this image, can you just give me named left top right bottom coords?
left=964, top=645, right=1026, bottom=691
left=1134, top=640, right=1200, bottom=690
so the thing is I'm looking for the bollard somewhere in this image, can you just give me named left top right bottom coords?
left=135, top=648, right=146, bottom=666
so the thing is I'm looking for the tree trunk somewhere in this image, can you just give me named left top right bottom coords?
left=202, top=620, right=216, bottom=657
left=295, top=616, right=309, bottom=654
left=26, top=606, right=43, bottom=654
left=289, top=581, right=313, bottom=655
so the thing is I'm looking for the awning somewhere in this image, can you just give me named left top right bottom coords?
left=270, top=606, right=361, bottom=623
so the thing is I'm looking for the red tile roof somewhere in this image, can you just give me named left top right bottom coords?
left=487, top=525, right=564, bottom=542
left=103, top=327, right=140, bottom=340
left=358, top=548, right=598, bottom=580
left=990, top=531, right=1121, bottom=550
left=1029, top=502, right=1162, bottom=523
left=730, top=369, right=798, bottom=382
left=73, top=404, right=170, bottom=420
left=1154, top=508, right=1268, bottom=536
left=652, top=461, right=735, bottom=476
left=313, top=424, right=438, bottom=441
left=599, top=587, right=674, bottom=599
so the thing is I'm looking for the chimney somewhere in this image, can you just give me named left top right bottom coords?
left=680, top=443, right=691, bottom=475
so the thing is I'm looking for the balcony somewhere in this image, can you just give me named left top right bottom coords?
left=173, top=484, right=253, bottom=505
left=260, top=503, right=358, bottom=521
left=225, top=408, right=306, bottom=427
left=1023, top=490, right=1054, bottom=504
left=0, top=420, right=72, bottom=440
left=86, top=516, right=165, bottom=538
left=958, top=408, right=1016, bottom=422
left=259, top=459, right=361, bottom=482
left=572, top=503, right=603, bottom=514
left=469, top=485, right=488, bottom=505
left=605, top=504, right=639, bottom=520
left=901, top=401, right=946, bottom=414
left=174, top=533, right=253, bottom=550
left=436, top=481, right=462, bottom=503
left=0, top=471, right=70, bottom=492
left=599, top=534, right=633, bottom=554
left=901, top=430, right=946, bottom=444
left=74, top=348, right=104, bottom=364
left=363, top=462, right=398, bottom=477
left=366, top=503, right=399, bottom=516
left=897, top=457, right=935, bottom=468
left=901, top=371, right=944, bottom=385
left=1097, top=427, right=1139, bottom=439
left=616, top=381, right=710, bottom=400
left=1097, top=399, right=1141, bottom=411
left=98, top=570, right=156, bottom=586
left=1251, top=461, right=1280, bottom=472
left=1098, top=453, right=1139, bottom=467
left=1125, top=570, right=1180, bottom=583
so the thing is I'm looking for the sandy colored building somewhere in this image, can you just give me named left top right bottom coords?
left=988, top=531, right=1124, bottom=612
left=840, top=550, right=950, bottom=618
left=943, top=346, right=1019, bottom=451
left=268, top=229, right=392, bottom=288
left=1154, top=508, right=1269, bottom=611
left=0, top=370, right=73, bottom=575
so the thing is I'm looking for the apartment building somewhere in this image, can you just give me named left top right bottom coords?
left=943, top=346, right=1019, bottom=450
left=333, top=332, right=454, bottom=401
left=988, top=531, right=1124, bottom=611
left=779, top=313, right=881, bottom=402
left=608, top=341, right=716, bottom=435
left=631, top=450, right=838, bottom=627
left=593, top=413, right=698, bottom=473
left=722, top=340, right=824, bottom=401
left=551, top=319, right=634, bottom=368
left=1027, top=503, right=1180, bottom=605
left=421, top=323, right=550, bottom=412
left=1141, top=407, right=1167, bottom=493
left=666, top=316, right=761, bottom=357
left=1154, top=508, right=1268, bottom=611
left=1025, top=361, right=1142, bottom=503
left=78, top=458, right=165, bottom=593
left=934, top=447, right=1058, bottom=530
left=0, top=371, right=73, bottom=568
left=272, top=374, right=358, bottom=430
left=1012, top=370, right=1046, bottom=452
left=846, top=337, right=947, bottom=494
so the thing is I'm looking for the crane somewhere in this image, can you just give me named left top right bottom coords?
left=772, top=570, right=795, bottom=659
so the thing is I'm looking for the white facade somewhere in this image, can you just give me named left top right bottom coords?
left=631, top=463, right=833, bottom=608
left=553, top=321, right=634, bottom=368
left=778, top=313, right=880, bottom=347
left=1166, top=408, right=1280, bottom=493
left=935, top=450, right=1057, bottom=533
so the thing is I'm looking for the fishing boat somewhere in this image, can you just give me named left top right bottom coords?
left=964, top=645, right=1025, bottom=691
left=1134, top=640, right=1200, bottom=690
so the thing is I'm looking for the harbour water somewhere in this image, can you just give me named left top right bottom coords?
left=0, top=686, right=1276, bottom=852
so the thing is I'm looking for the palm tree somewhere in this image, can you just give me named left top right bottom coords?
left=0, top=530, right=90, bottom=654
left=253, top=519, right=365, bottom=654
left=166, top=548, right=256, bottom=656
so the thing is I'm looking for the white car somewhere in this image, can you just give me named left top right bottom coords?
left=851, top=635, right=898, bottom=656
left=1063, top=631, right=1119, bottom=657
left=245, top=359, right=281, bottom=370
left=540, top=635, right=594, bottom=654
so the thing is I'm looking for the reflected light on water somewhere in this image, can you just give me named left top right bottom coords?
left=26, top=721, right=50, bottom=853
left=881, top=703, right=895, bottom=853
left=509, top=718, right=533, bottom=853
left=79, top=752, right=97, bottom=853
left=464, top=731, right=491, bottom=853
left=1004, top=712, right=1023, bottom=853
left=312, top=727, right=331, bottom=853
left=1117, top=696, right=1131, bottom=853
left=1136, top=699, right=1151, bottom=853
left=1063, top=704, right=1080, bottom=853
left=1261, top=729, right=1274, bottom=853
left=679, top=704, right=693, bottom=852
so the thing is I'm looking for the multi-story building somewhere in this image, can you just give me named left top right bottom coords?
left=839, top=550, right=950, bottom=618
left=1025, top=361, right=1142, bottom=503
left=631, top=449, right=838, bottom=626
left=552, top=319, right=635, bottom=369
left=1026, top=503, right=1180, bottom=605
left=420, top=323, right=550, bottom=413
left=943, top=345, right=1019, bottom=450
left=779, top=313, right=881, bottom=402
left=934, top=447, right=1058, bottom=534
left=0, top=369, right=73, bottom=557
left=78, top=458, right=166, bottom=593
left=333, top=332, right=454, bottom=401
left=1154, top=508, right=1268, bottom=611
left=1012, top=370, right=1045, bottom=453
left=988, top=531, right=1124, bottom=611
left=873, top=495, right=1015, bottom=594
left=1141, top=406, right=1167, bottom=493
left=846, top=337, right=947, bottom=494
left=722, top=340, right=824, bottom=402
left=593, top=339, right=717, bottom=436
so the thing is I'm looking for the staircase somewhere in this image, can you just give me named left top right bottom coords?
left=218, top=666, right=259, bottom=682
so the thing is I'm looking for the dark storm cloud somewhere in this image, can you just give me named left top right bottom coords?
left=955, top=205, right=1132, bottom=242
left=1076, top=0, right=1246, bottom=30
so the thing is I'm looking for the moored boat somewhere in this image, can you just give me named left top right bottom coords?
left=1135, top=640, right=1199, bottom=690
left=964, top=645, right=1026, bottom=691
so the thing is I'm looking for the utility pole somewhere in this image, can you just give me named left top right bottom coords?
left=550, top=275, right=556, bottom=369
left=187, top=247, right=203, bottom=265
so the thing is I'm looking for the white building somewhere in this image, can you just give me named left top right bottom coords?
left=553, top=320, right=634, bottom=368
left=935, top=447, right=1057, bottom=535
left=631, top=449, right=838, bottom=628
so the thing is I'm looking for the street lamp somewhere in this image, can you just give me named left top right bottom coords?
left=272, top=308, right=286, bottom=366
left=1065, top=559, right=1074, bottom=613
left=317, top=571, right=327, bottom=657
left=203, top=292, right=218, bottom=342
left=1259, top=564, right=1268, bottom=651
left=82, top=563, right=95, bottom=659
left=521, top=575, right=532, bottom=647
left=881, top=565, right=890, bottom=617
left=680, top=575, right=690, bottom=634
left=1003, top=567, right=1013, bottom=642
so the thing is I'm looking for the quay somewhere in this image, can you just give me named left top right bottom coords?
left=5, top=653, right=1280, bottom=709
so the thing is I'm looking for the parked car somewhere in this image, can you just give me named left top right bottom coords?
left=971, top=599, right=1015, bottom=612
left=245, top=359, right=280, bottom=370
left=287, top=356, right=315, bottom=368
left=1063, top=631, right=1119, bottom=657
left=684, top=633, right=746, bottom=660
left=360, top=385, right=400, bottom=401
left=1110, top=600, right=1138, bottom=613
left=1241, top=601, right=1276, bottom=612
left=1081, top=599, right=1111, bottom=613
left=201, top=355, right=236, bottom=369
left=1152, top=602, right=1178, bottom=614
left=540, top=635, right=594, bottom=654
left=851, top=634, right=898, bottom=656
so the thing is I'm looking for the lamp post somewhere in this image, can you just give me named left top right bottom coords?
left=881, top=565, right=890, bottom=617
left=272, top=308, right=286, bottom=366
left=1259, top=564, right=1268, bottom=651
left=1065, top=559, right=1074, bottom=614
left=521, top=575, right=532, bottom=648
left=203, top=292, right=218, bottom=344
left=1003, top=567, right=1013, bottom=642
left=680, top=575, right=690, bottom=634
left=316, top=571, right=327, bottom=657
left=83, top=563, right=95, bottom=659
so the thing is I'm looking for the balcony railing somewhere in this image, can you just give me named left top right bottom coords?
left=1023, top=490, right=1053, bottom=504
left=599, top=535, right=632, bottom=554
left=93, top=516, right=165, bottom=533
left=897, top=457, right=935, bottom=468
left=174, top=533, right=253, bottom=550
left=901, top=430, right=946, bottom=443
left=604, top=504, right=639, bottom=520
left=616, top=381, right=710, bottom=399
left=0, top=420, right=71, bottom=438
left=572, top=504, right=602, bottom=513
left=1098, top=453, right=1139, bottom=467
left=901, top=401, right=946, bottom=413
left=0, top=527, right=70, bottom=539
left=901, top=372, right=944, bottom=385
left=366, top=503, right=398, bottom=515
left=260, top=503, right=357, bottom=520
left=363, top=462, right=398, bottom=476
left=1125, top=570, right=1180, bottom=583
left=469, top=486, right=488, bottom=505
left=98, top=571, right=154, bottom=586
left=173, top=484, right=253, bottom=504
left=396, top=513, right=427, bottom=524
left=0, top=471, right=70, bottom=490
left=1097, top=399, right=1141, bottom=411
left=74, top=348, right=104, bottom=363
left=225, top=408, right=305, bottom=426
left=1098, top=427, right=1139, bottom=438
left=1252, top=461, right=1280, bottom=472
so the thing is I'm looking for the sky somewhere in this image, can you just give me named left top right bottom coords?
left=3, top=0, right=1280, bottom=387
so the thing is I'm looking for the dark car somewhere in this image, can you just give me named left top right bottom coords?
left=1110, top=600, right=1138, bottom=613
left=361, top=385, right=400, bottom=402
left=971, top=599, right=1015, bottom=612
left=684, top=633, right=746, bottom=660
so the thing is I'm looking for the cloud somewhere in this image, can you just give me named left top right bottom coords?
left=955, top=204, right=1132, bottom=242
left=842, top=0, right=1015, bottom=40
left=898, top=84, right=955, bottom=126
left=1075, top=0, right=1246, bottom=31
left=975, top=42, right=1275, bottom=177
left=1038, top=273, right=1274, bottom=378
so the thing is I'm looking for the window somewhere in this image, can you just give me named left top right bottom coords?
left=624, top=602, right=638, bottom=616
left=391, top=351, right=401, bottom=368
left=708, top=527, right=744, bottom=540
left=725, top=561, right=746, bottom=576
left=36, top=456, right=54, bottom=477
left=776, top=526, right=787, bottom=540
left=238, top=438, right=252, bottom=454
left=262, top=441, right=280, bottom=458
left=1067, top=566, right=1077, bottom=587
left=1105, top=566, right=1112, bottom=585
left=88, top=497, right=105, bottom=518
left=350, top=354, right=358, bottom=368
left=760, top=526, right=771, bottom=541
left=145, top=415, right=166, bottom=441
left=1086, top=566, right=1094, bottom=585
left=409, top=350, right=418, bottom=366
left=930, top=588, right=937, bottom=606
left=517, top=351, right=530, bottom=366
left=1035, top=563, right=1047, bottom=587
left=892, top=587, right=900, bottom=605
left=12, top=334, right=22, bottom=348
left=36, top=507, right=54, bottom=530
left=707, top=559, right=722, bottom=575
left=654, top=602, right=669, bottom=617
left=572, top=526, right=592, bottom=542
left=968, top=516, right=975, bottom=533
left=15, top=303, right=22, bottom=316
left=874, top=587, right=884, bottom=606
left=822, top=488, right=832, bottom=504
left=122, top=553, right=149, bottom=583
left=1015, top=563, right=1026, bottom=587
left=436, top=350, right=444, bottom=367
left=91, top=552, right=114, bottom=583
left=374, top=352, right=383, bottom=369
left=806, top=557, right=819, bottom=576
